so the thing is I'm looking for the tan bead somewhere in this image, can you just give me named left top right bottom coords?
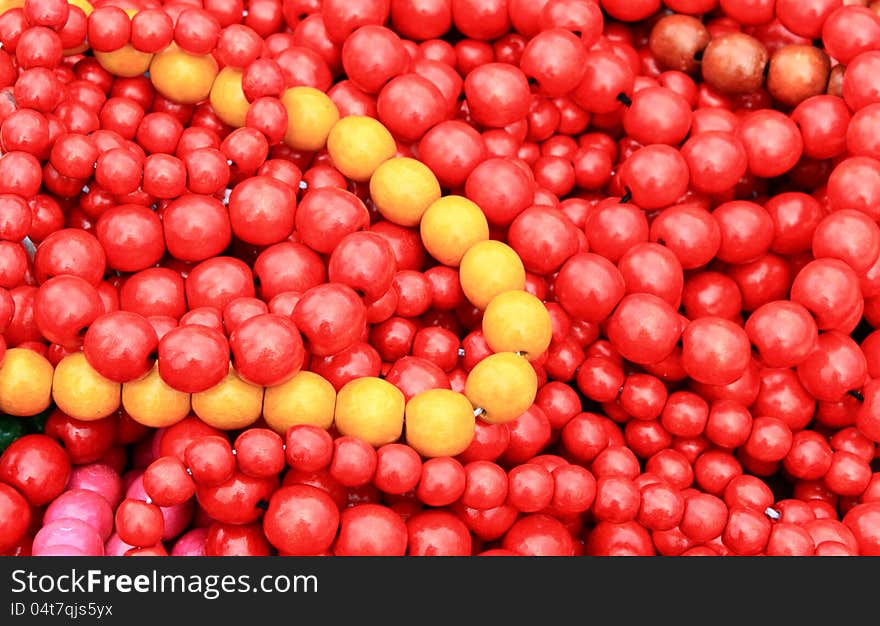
left=827, top=64, right=846, bottom=97
left=649, top=14, right=712, bottom=74
left=767, top=45, right=831, bottom=107
left=701, top=33, right=769, bottom=95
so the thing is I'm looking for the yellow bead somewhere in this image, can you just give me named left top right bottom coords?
left=404, top=389, right=475, bottom=457
left=459, top=241, right=526, bottom=310
left=122, top=364, right=191, bottom=428
left=369, top=157, right=441, bottom=227
left=95, top=45, right=153, bottom=78
left=281, top=86, right=340, bottom=152
left=0, top=0, right=24, bottom=12
left=419, top=195, right=490, bottom=267
left=263, top=370, right=336, bottom=434
left=209, top=66, right=249, bottom=127
left=0, top=348, right=53, bottom=417
left=482, top=290, right=552, bottom=360
left=334, top=377, right=404, bottom=447
left=192, top=366, right=263, bottom=430
left=327, top=115, right=396, bottom=182
left=69, top=0, right=92, bottom=15
left=150, top=44, right=219, bottom=106
left=51, top=352, right=120, bottom=421
left=464, top=352, right=537, bottom=424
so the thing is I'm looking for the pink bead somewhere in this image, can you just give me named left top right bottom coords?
left=104, top=532, right=137, bottom=556
left=43, top=489, right=114, bottom=542
left=171, top=528, right=208, bottom=556
left=38, top=545, right=89, bottom=556
left=122, top=468, right=142, bottom=494
left=67, top=463, right=123, bottom=508
left=33, top=518, right=104, bottom=556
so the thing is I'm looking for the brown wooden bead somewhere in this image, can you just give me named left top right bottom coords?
left=701, top=33, right=769, bottom=95
left=826, top=64, right=845, bottom=97
left=767, top=44, right=831, bottom=107
left=648, top=14, right=712, bottom=74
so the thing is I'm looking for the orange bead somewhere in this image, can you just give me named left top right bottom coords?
left=208, top=66, right=248, bottom=127
left=192, top=366, right=263, bottom=430
left=122, top=364, right=191, bottom=428
left=370, top=157, right=441, bottom=227
left=327, top=115, right=396, bottom=182
left=334, top=377, right=405, bottom=447
left=150, top=43, right=219, bottom=105
left=51, top=352, right=120, bottom=421
left=482, top=290, right=552, bottom=360
left=281, top=86, right=340, bottom=152
left=404, top=389, right=475, bottom=457
left=0, top=348, right=54, bottom=417
left=95, top=45, right=154, bottom=78
left=459, top=241, right=526, bottom=309
left=420, top=195, right=489, bottom=267
left=464, top=352, right=537, bottom=424
left=263, top=370, right=336, bottom=434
